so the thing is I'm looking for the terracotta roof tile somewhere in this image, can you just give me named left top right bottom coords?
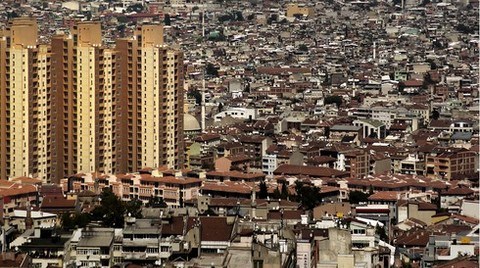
left=273, top=164, right=349, bottom=178
left=368, top=191, right=401, bottom=202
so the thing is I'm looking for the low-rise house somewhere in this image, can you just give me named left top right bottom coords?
left=353, top=119, right=387, bottom=139
left=67, top=227, right=119, bottom=268
left=397, top=201, right=437, bottom=226
left=188, top=216, right=234, bottom=254
left=215, top=155, right=253, bottom=172
left=121, top=217, right=162, bottom=265
left=399, top=154, right=425, bottom=176
left=440, top=186, right=475, bottom=210
left=63, top=172, right=202, bottom=208
left=335, top=149, right=369, bottom=179
left=313, top=202, right=351, bottom=220
left=214, top=142, right=244, bottom=159
left=354, top=204, right=392, bottom=228
left=273, top=164, right=350, bottom=179
left=0, top=252, right=31, bottom=267
left=328, top=125, right=362, bottom=144
left=201, top=181, right=255, bottom=199
left=461, top=199, right=479, bottom=219
left=7, top=210, right=56, bottom=232
left=239, top=135, right=273, bottom=170
left=11, top=228, right=68, bottom=268
left=214, top=107, right=257, bottom=122
left=425, top=147, right=477, bottom=180
left=205, top=171, right=265, bottom=182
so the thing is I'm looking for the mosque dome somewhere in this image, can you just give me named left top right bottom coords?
left=184, top=114, right=201, bottom=132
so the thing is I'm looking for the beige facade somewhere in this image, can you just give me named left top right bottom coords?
left=117, top=25, right=184, bottom=173
left=0, top=19, right=185, bottom=182
left=286, top=4, right=314, bottom=18
left=3, top=19, right=40, bottom=180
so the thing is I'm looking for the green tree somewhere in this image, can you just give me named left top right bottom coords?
left=348, top=190, right=370, bottom=204
left=164, top=14, right=171, bottom=26
left=127, top=3, right=143, bottom=12
left=117, top=16, right=128, bottom=23
left=125, top=199, right=143, bottom=219
left=235, top=11, right=244, bottom=21
left=188, top=90, right=202, bottom=105
left=280, top=181, right=289, bottom=200
left=74, top=213, right=91, bottom=228
left=61, top=213, right=73, bottom=231
left=272, top=188, right=281, bottom=199
left=218, top=14, right=233, bottom=22
left=258, top=181, right=268, bottom=199
left=91, top=188, right=125, bottom=228
left=61, top=212, right=91, bottom=231
left=324, top=95, right=343, bottom=108
left=298, top=44, right=308, bottom=52
left=294, top=181, right=321, bottom=210
left=147, top=196, right=167, bottom=208
left=116, top=24, right=126, bottom=37
left=206, top=63, right=219, bottom=77
left=375, top=224, right=388, bottom=241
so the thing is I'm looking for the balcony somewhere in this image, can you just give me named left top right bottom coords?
left=122, top=252, right=146, bottom=260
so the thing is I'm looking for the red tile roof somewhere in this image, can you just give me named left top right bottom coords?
left=187, top=217, right=233, bottom=242
left=201, top=181, right=256, bottom=194
left=268, top=209, right=304, bottom=220
left=139, top=175, right=202, bottom=185
left=273, top=164, right=350, bottom=178
left=441, top=187, right=474, bottom=196
left=368, top=191, right=401, bottom=202
left=41, top=196, right=76, bottom=209
left=433, top=257, right=479, bottom=268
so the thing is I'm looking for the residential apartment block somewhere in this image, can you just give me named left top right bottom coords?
left=0, top=18, right=184, bottom=183
left=425, top=148, right=477, bottom=180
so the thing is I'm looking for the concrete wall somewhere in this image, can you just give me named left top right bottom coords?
left=372, top=158, right=391, bottom=175
left=408, top=203, right=435, bottom=225
left=337, top=254, right=354, bottom=268
left=215, top=157, right=231, bottom=172
left=318, top=228, right=351, bottom=263
left=461, top=200, right=479, bottom=219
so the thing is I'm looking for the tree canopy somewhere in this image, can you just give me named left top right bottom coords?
left=324, top=95, right=343, bottom=108
left=258, top=181, right=268, bottom=199
left=348, top=190, right=370, bottom=204
left=293, top=181, right=321, bottom=210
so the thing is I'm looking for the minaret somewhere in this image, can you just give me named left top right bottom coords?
left=373, top=41, right=376, bottom=61
left=201, top=4, right=206, bottom=132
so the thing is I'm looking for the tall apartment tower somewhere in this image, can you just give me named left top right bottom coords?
left=0, top=18, right=53, bottom=181
left=0, top=19, right=184, bottom=182
left=50, top=34, right=76, bottom=181
left=116, top=24, right=184, bottom=173
left=71, top=22, right=117, bottom=175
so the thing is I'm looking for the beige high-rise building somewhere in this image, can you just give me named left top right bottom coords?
left=116, top=24, right=184, bottom=173
left=50, top=34, right=76, bottom=181
left=0, top=18, right=44, bottom=180
left=0, top=19, right=184, bottom=183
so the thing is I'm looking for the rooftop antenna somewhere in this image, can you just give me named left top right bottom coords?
left=201, top=2, right=206, bottom=132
